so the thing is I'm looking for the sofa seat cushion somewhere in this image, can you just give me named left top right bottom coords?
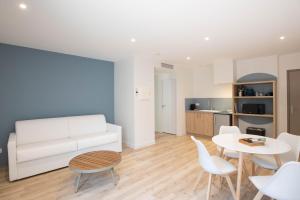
left=17, top=138, right=77, bottom=162
left=73, top=132, right=118, bottom=150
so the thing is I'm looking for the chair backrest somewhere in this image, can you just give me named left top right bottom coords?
left=261, top=161, right=300, bottom=200
left=277, top=132, right=300, bottom=162
left=219, top=126, right=241, bottom=135
left=191, top=136, right=218, bottom=173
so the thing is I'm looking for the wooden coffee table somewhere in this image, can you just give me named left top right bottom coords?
left=69, top=151, right=121, bottom=192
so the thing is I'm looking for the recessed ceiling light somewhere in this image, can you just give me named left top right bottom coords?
left=186, top=56, right=191, bottom=60
left=204, top=37, right=210, bottom=41
left=19, top=3, right=27, bottom=10
left=130, top=38, right=136, bottom=43
left=279, top=36, right=285, bottom=40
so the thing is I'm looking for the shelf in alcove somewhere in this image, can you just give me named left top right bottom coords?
left=233, top=113, right=274, bottom=118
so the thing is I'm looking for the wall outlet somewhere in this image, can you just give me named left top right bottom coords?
left=0, top=148, right=2, bottom=154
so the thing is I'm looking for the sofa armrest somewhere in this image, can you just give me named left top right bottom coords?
left=107, top=123, right=122, bottom=152
left=107, top=123, right=122, bottom=133
left=7, top=133, right=17, bottom=181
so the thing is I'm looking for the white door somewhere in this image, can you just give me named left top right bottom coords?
left=160, top=78, right=176, bottom=134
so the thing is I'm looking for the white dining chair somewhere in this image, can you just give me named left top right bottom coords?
left=249, top=161, right=300, bottom=200
left=191, top=136, right=236, bottom=200
left=218, top=126, right=241, bottom=159
left=251, top=132, right=300, bottom=172
left=217, top=126, right=250, bottom=178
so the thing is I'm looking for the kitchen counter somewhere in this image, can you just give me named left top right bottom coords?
left=186, top=110, right=232, bottom=115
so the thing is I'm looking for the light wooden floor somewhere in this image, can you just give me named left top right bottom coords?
left=0, top=133, right=269, bottom=200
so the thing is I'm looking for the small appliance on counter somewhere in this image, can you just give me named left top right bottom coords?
left=242, top=104, right=265, bottom=114
left=189, top=103, right=200, bottom=110
left=190, top=104, right=196, bottom=110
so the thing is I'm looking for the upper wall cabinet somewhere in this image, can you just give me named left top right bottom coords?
left=213, top=59, right=234, bottom=84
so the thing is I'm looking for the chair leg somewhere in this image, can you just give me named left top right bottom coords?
left=225, top=176, right=236, bottom=200
left=255, top=166, right=261, bottom=175
left=252, top=162, right=256, bottom=176
left=193, top=171, right=203, bottom=192
left=243, top=161, right=249, bottom=179
left=206, top=173, right=213, bottom=200
left=253, top=191, right=263, bottom=200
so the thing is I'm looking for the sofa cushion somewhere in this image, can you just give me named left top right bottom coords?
left=68, top=115, right=107, bottom=137
left=73, top=132, right=118, bottom=150
left=17, top=138, right=77, bottom=162
left=16, top=117, right=69, bottom=145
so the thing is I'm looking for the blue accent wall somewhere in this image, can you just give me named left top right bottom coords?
left=0, top=43, right=114, bottom=166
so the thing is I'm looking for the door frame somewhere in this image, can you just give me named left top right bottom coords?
left=287, top=69, right=300, bottom=132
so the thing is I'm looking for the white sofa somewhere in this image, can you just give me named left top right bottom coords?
left=7, top=114, right=122, bottom=181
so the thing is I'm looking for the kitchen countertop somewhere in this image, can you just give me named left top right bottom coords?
left=186, top=110, right=232, bottom=115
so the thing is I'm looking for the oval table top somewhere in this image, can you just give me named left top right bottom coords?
left=69, top=151, right=121, bottom=173
left=212, top=134, right=291, bottom=155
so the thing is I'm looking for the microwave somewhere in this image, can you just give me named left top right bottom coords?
left=242, top=104, right=265, bottom=114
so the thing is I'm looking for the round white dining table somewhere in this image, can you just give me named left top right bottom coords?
left=212, top=133, right=291, bottom=200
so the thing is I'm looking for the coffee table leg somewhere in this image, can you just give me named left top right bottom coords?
left=75, top=173, right=82, bottom=193
left=110, top=168, right=117, bottom=186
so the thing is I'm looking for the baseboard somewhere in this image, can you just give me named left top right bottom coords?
left=132, top=140, right=156, bottom=149
left=123, top=139, right=156, bottom=149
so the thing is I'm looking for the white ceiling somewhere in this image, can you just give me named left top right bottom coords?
left=1, top=0, right=300, bottom=65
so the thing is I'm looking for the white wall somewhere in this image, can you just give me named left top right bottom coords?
left=278, top=52, right=300, bottom=133
left=114, top=57, right=135, bottom=146
left=236, top=55, right=278, bottom=79
left=213, top=59, right=234, bottom=84
left=114, top=56, right=155, bottom=149
left=193, top=65, right=232, bottom=98
left=134, top=56, right=155, bottom=148
left=174, top=65, right=194, bottom=135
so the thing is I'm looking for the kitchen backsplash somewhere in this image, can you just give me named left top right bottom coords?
left=185, top=98, right=232, bottom=111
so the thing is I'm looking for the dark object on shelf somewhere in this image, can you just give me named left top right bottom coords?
left=246, top=127, right=266, bottom=136
left=266, top=91, right=273, bottom=96
left=190, top=104, right=196, bottom=110
left=242, top=104, right=266, bottom=114
left=244, top=88, right=255, bottom=96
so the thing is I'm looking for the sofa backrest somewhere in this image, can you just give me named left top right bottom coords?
left=15, top=114, right=107, bottom=145
left=16, top=117, right=69, bottom=145
left=68, top=114, right=107, bottom=137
